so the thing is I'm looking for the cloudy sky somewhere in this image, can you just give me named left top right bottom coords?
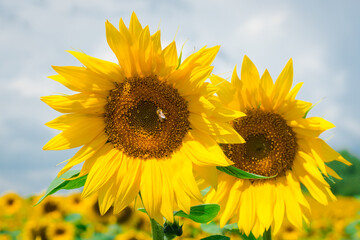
left=1, top=0, right=359, bottom=195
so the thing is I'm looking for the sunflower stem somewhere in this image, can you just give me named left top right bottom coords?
left=150, top=218, right=165, bottom=240
left=263, top=227, right=272, bottom=240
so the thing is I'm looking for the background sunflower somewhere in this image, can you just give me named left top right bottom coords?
left=206, top=56, right=351, bottom=238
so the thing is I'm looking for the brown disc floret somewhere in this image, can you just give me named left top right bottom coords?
left=104, top=76, right=190, bottom=159
left=221, top=109, right=298, bottom=178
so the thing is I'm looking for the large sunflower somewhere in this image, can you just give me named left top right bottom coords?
left=42, top=12, right=244, bottom=224
left=206, top=56, right=351, bottom=237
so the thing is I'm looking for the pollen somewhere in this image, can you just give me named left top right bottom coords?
left=104, top=76, right=190, bottom=159
left=221, top=109, right=298, bottom=178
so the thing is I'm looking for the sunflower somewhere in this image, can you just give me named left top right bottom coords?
left=42, top=12, right=244, bottom=224
left=22, top=219, right=49, bottom=240
left=0, top=193, right=22, bottom=216
left=115, top=229, right=151, bottom=240
left=46, top=221, right=75, bottom=240
left=205, top=56, right=351, bottom=237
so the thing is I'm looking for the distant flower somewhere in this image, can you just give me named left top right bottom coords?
left=46, top=221, right=75, bottom=240
left=206, top=56, right=351, bottom=237
left=0, top=192, right=22, bottom=216
left=42, top=12, right=244, bottom=223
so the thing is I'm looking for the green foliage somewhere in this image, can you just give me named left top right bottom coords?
left=200, top=235, right=230, bottom=240
left=138, top=204, right=220, bottom=224
left=327, top=150, right=360, bottom=196
left=35, top=170, right=87, bottom=206
left=163, top=220, right=183, bottom=239
left=174, top=204, right=220, bottom=223
left=216, top=166, right=275, bottom=180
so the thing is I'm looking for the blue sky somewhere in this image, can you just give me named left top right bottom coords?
left=1, top=0, right=359, bottom=195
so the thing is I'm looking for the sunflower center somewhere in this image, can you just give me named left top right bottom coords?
left=7, top=198, right=15, bottom=206
left=221, top=109, right=297, bottom=177
left=43, top=201, right=58, bottom=213
left=245, top=134, right=272, bottom=160
left=55, top=228, right=65, bottom=235
left=104, top=76, right=190, bottom=160
left=127, top=100, right=162, bottom=134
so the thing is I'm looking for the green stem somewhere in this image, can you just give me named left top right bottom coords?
left=263, top=227, right=272, bottom=240
left=150, top=218, right=165, bottom=240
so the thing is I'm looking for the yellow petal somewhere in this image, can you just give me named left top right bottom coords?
left=285, top=82, right=303, bottom=101
left=290, top=117, right=335, bottom=137
left=281, top=100, right=312, bottom=121
left=238, top=181, right=255, bottom=236
left=43, top=115, right=104, bottom=150
left=192, top=164, right=218, bottom=189
left=58, top=132, right=108, bottom=176
left=82, top=145, right=120, bottom=198
left=129, top=12, right=143, bottom=37
left=256, top=181, right=275, bottom=228
left=159, top=162, right=175, bottom=222
left=45, top=113, right=84, bottom=130
left=297, top=151, right=328, bottom=185
left=219, top=180, right=242, bottom=227
left=177, top=156, right=203, bottom=202
left=162, top=41, right=178, bottom=69
left=182, top=130, right=232, bottom=166
left=180, top=46, right=220, bottom=70
left=230, top=65, right=242, bottom=89
left=293, top=159, right=329, bottom=205
left=283, top=186, right=303, bottom=229
left=272, top=183, right=285, bottom=234
left=98, top=174, right=117, bottom=215
left=140, top=159, right=163, bottom=223
left=41, top=93, right=106, bottom=114
left=285, top=172, right=310, bottom=210
left=241, top=55, right=260, bottom=91
left=66, top=51, right=123, bottom=83
left=210, top=75, right=235, bottom=106
left=308, top=138, right=351, bottom=165
left=325, top=165, right=342, bottom=180
left=114, top=157, right=142, bottom=214
left=260, top=69, right=274, bottom=96
left=105, top=20, right=135, bottom=77
left=271, top=58, right=293, bottom=109
left=189, top=113, right=244, bottom=144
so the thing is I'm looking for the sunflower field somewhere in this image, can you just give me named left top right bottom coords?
left=1, top=12, right=360, bottom=240
left=1, top=150, right=360, bottom=240
left=0, top=190, right=359, bottom=239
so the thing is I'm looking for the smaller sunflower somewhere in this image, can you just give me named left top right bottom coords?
left=0, top=193, right=23, bottom=216
left=22, top=219, right=49, bottom=240
left=46, top=221, right=75, bottom=240
left=115, top=229, right=151, bottom=240
left=206, top=56, right=351, bottom=237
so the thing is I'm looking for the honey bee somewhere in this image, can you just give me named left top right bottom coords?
left=156, top=108, right=166, bottom=122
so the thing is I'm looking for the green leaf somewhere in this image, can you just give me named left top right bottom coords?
left=137, top=208, right=147, bottom=214
left=222, top=223, right=238, bottom=231
left=34, top=170, right=87, bottom=206
left=201, top=222, right=223, bottom=234
left=174, top=204, right=220, bottom=223
left=200, top=235, right=230, bottom=240
left=239, top=232, right=258, bottom=240
left=216, top=166, right=275, bottom=179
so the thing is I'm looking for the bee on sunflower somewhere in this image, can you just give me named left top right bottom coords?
left=206, top=55, right=351, bottom=238
left=41, top=12, right=245, bottom=226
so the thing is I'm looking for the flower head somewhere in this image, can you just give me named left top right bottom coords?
left=206, top=56, right=351, bottom=237
left=42, top=12, right=244, bottom=223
